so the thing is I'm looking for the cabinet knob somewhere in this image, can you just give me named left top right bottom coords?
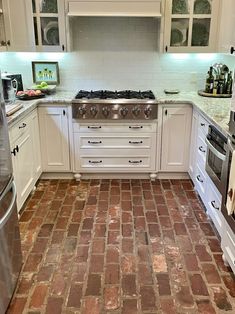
left=63, top=109, right=66, bottom=116
left=230, top=46, right=235, bottom=54
left=165, top=109, right=168, bottom=115
left=62, top=44, right=65, bottom=51
left=19, top=123, right=26, bottom=129
left=6, top=40, right=10, bottom=46
left=228, top=188, right=233, bottom=200
left=0, top=40, right=6, bottom=46
left=15, top=145, right=19, bottom=153
left=11, top=148, right=16, bottom=156
left=165, top=45, right=168, bottom=52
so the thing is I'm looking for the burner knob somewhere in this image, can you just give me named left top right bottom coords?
left=144, top=107, right=152, bottom=118
left=132, top=106, right=141, bottom=117
left=102, top=106, right=110, bottom=118
left=78, top=106, right=86, bottom=116
left=90, top=106, right=98, bottom=117
left=120, top=107, right=129, bottom=117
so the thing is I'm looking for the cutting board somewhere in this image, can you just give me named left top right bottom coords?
left=5, top=103, right=23, bottom=116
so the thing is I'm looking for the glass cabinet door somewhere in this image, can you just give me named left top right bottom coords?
left=165, top=0, right=219, bottom=52
left=31, top=0, right=65, bottom=52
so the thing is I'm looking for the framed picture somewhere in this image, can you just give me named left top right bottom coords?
left=32, top=61, right=60, bottom=85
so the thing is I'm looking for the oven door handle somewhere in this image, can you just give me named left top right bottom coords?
left=205, top=138, right=226, bottom=161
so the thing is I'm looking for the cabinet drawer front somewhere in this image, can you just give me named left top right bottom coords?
left=9, top=114, right=31, bottom=142
left=79, top=136, right=151, bottom=148
left=80, top=148, right=150, bottom=156
left=195, top=163, right=207, bottom=198
left=73, top=122, right=156, bottom=133
left=206, top=179, right=222, bottom=235
left=80, top=156, right=151, bottom=169
left=196, top=133, right=207, bottom=166
left=198, top=115, right=209, bottom=135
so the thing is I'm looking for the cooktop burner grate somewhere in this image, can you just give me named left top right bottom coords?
left=75, top=90, right=155, bottom=100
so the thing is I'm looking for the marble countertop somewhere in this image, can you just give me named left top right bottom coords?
left=7, top=90, right=232, bottom=137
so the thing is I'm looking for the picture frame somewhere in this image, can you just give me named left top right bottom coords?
left=32, top=61, right=60, bottom=85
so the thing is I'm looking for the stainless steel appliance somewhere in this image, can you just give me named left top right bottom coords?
left=205, top=125, right=228, bottom=197
left=72, top=90, right=158, bottom=120
left=1, top=73, right=23, bottom=104
left=0, top=77, right=22, bottom=313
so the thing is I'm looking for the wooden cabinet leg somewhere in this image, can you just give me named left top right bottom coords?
left=74, top=173, right=82, bottom=181
left=150, top=173, right=157, bottom=181
left=222, top=253, right=230, bottom=267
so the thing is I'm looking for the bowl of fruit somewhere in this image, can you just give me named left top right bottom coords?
left=16, top=89, right=45, bottom=100
left=30, top=81, right=56, bottom=94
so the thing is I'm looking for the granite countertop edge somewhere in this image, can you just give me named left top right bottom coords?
left=7, top=91, right=232, bottom=137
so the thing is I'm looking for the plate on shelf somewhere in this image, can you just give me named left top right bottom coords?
left=172, top=0, right=189, bottom=14
left=194, top=0, right=211, bottom=14
left=171, top=28, right=184, bottom=45
left=192, top=23, right=209, bottom=46
left=16, top=94, right=46, bottom=101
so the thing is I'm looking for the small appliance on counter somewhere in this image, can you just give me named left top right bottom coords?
left=1, top=72, right=23, bottom=103
left=198, top=63, right=233, bottom=98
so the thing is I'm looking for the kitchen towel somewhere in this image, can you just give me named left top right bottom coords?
left=226, top=150, right=235, bottom=215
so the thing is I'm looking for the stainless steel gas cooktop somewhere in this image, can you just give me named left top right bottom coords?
left=72, top=90, right=158, bottom=120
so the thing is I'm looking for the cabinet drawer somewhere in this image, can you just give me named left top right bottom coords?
left=221, top=225, right=235, bottom=273
left=79, top=148, right=151, bottom=156
left=195, top=163, right=207, bottom=200
left=196, top=133, right=207, bottom=166
left=206, top=179, right=222, bottom=235
left=9, top=113, right=32, bottom=142
left=73, top=122, right=157, bottom=133
left=80, top=156, right=151, bottom=169
left=79, top=135, right=152, bottom=149
left=198, top=115, right=209, bottom=136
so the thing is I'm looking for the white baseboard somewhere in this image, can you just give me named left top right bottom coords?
left=40, top=172, right=189, bottom=180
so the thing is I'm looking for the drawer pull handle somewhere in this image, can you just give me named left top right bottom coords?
left=88, top=141, right=102, bottom=144
left=200, top=123, right=205, bottom=127
left=129, top=126, right=143, bottom=129
left=15, top=145, right=19, bottom=153
left=11, top=148, right=16, bottom=156
left=211, top=201, right=219, bottom=210
left=88, top=126, right=101, bottom=129
left=89, top=160, right=102, bottom=164
left=196, top=175, right=203, bottom=183
left=19, top=123, right=26, bottom=129
left=199, top=146, right=206, bottom=153
left=129, top=141, right=143, bottom=144
left=129, top=160, right=142, bottom=164
left=228, top=188, right=233, bottom=200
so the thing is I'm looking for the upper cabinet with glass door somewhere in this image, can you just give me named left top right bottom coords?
left=164, top=0, right=220, bottom=52
left=31, top=0, right=66, bottom=52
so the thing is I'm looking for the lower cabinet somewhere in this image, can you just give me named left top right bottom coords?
left=9, top=109, right=42, bottom=211
left=160, top=104, right=192, bottom=172
left=38, top=106, right=70, bottom=172
left=73, top=121, right=157, bottom=176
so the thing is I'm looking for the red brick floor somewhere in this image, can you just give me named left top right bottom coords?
left=6, top=179, right=235, bottom=314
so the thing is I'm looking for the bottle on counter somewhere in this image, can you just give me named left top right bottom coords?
left=213, top=74, right=219, bottom=95
left=205, top=66, right=214, bottom=93
left=218, top=71, right=226, bottom=94
left=226, top=71, right=233, bottom=94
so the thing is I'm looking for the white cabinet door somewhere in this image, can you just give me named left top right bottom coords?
left=2, top=0, right=34, bottom=51
left=31, top=0, right=66, bottom=52
left=30, top=110, right=42, bottom=178
left=9, top=109, right=41, bottom=211
left=218, top=0, right=235, bottom=53
left=164, top=0, right=220, bottom=53
left=39, top=106, right=70, bottom=172
left=161, top=105, right=192, bottom=172
left=189, top=110, right=198, bottom=180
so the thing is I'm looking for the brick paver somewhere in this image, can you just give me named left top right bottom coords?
left=6, top=179, right=235, bottom=313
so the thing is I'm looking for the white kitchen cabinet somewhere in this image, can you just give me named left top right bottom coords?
left=67, top=0, right=162, bottom=17
left=9, top=109, right=42, bottom=211
left=206, top=177, right=223, bottom=236
left=221, top=223, right=235, bottom=274
left=189, top=110, right=198, bottom=179
left=31, top=0, right=66, bottom=52
left=39, top=106, right=70, bottom=172
left=0, top=0, right=35, bottom=51
left=218, top=0, right=235, bottom=53
left=164, top=0, right=220, bottom=53
left=160, top=105, right=192, bottom=172
left=73, top=121, right=157, bottom=180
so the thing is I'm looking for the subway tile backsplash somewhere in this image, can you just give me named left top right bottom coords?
left=0, top=17, right=235, bottom=94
